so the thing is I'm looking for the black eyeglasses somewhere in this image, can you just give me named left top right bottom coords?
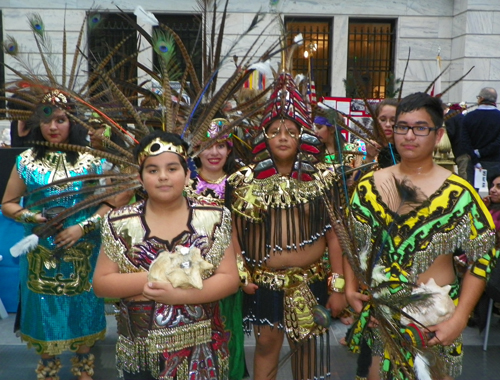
left=393, top=124, right=438, bottom=136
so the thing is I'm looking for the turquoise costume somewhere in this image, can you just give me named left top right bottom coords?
left=16, top=149, right=106, bottom=355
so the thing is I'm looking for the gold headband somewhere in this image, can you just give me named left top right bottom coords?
left=42, top=90, right=69, bottom=106
left=138, top=138, right=188, bottom=165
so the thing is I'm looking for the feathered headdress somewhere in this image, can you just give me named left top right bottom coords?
left=1, top=3, right=281, bottom=241
left=250, top=31, right=323, bottom=181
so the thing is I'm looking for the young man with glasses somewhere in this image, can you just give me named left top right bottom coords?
left=344, top=92, right=497, bottom=380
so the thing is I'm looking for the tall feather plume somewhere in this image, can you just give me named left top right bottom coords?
left=158, top=23, right=202, bottom=94
left=437, top=66, right=474, bottom=98
left=2, top=172, right=136, bottom=207
left=423, top=63, right=450, bottom=95
left=209, top=0, right=229, bottom=94
left=32, top=141, right=137, bottom=169
left=27, top=13, right=58, bottom=86
left=28, top=13, right=45, bottom=39
left=152, top=28, right=176, bottom=132
left=67, top=16, right=87, bottom=91
left=82, top=34, right=134, bottom=97
left=397, top=47, right=411, bottom=102
left=3, top=36, right=18, bottom=56
left=62, top=14, right=67, bottom=88
left=87, top=59, right=149, bottom=137
left=65, top=112, right=134, bottom=159
left=11, top=173, right=137, bottom=210
left=87, top=12, right=106, bottom=32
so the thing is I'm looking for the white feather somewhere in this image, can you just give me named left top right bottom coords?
left=134, top=6, right=159, bottom=26
left=294, top=74, right=306, bottom=86
left=294, top=33, right=304, bottom=45
left=414, top=353, right=432, bottom=380
left=248, top=60, right=273, bottom=80
left=10, top=234, right=39, bottom=257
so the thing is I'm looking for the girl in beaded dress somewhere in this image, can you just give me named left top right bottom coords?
left=1, top=92, right=113, bottom=380
left=93, top=131, right=239, bottom=380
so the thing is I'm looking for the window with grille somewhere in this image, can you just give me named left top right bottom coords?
left=87, top=12, right=138, bottom=103
left=153, top=14, right=202, bottom=86
left=347, top=19, right=396, bottom=99
left=285, top=18, right=331, bottom=99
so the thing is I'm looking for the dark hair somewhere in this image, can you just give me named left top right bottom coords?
left=133, top=130, right=189, bottom=177
left=189, top=107, right=236, bottom=174
left=375, top=98, right=399, bottom=118
left=396, top=92, right=444, bottom=129
left=193, top=142, right=236, bottom=175
left=29, top=104, right=88, bottom=164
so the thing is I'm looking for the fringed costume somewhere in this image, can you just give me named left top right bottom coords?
left=229, top=71, right=343, bottom=379
left=17, top=149, right=106, bottom=355
left=101, top=199, right=232, bottom=380
left=348, top=172, right=497, bottom=379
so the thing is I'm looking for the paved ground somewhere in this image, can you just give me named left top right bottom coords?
left=1, top=312, right=500, bottom=379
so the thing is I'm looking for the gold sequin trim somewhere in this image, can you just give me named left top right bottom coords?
left=252, top=262, right=327, bottom=291
left=229, top=164, right=337, bottom=222
left=27, top=242, right=95, bottom=296
left=21, top=329, right=106, bottom=356
left=200, top=206, right=232, bottom=278
left=116, top=320, right=212, bottom=378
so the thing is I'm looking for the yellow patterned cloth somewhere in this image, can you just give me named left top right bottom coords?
left=348, top=172, right=498, bottom=379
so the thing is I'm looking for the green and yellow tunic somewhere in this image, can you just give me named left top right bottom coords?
left=348, top=172, right=497, bottom=379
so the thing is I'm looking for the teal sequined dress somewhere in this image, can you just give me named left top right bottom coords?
left=16, top=149, right=106, bottom=355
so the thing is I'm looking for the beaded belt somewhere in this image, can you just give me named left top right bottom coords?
left=252, top=261, right=327, bottom=291
left=253, top=262, right=328, bottom=341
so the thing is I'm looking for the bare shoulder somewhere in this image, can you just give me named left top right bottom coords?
left=372, top=165, right=399, bottom=186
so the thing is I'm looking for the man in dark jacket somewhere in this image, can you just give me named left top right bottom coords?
left=461, top=87, right=500, bottom=186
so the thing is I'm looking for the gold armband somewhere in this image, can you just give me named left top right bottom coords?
left=15, top=209, right=38, bottom=223
left=328, top=273, right=345, bottom=293
left=78, top=214, right=102, bottom=236
left=236, top=254, right=252, bottom=287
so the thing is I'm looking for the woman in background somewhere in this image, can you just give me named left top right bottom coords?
left=185, top=116, right=248, bottom=380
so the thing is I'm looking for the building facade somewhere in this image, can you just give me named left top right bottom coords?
left=1, top=0, right=500, bottom=105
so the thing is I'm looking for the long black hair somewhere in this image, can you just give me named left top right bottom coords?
left=29, top=103, right=88, bottom=164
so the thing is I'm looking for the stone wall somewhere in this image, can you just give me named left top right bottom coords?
left=1, top=0, right=500, bottom=103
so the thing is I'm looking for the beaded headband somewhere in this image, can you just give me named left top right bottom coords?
left=39, top=89, right=74, bottom=118
left=205, top=118, right=233, bottom=147
left=138, top=138, right=188, bottom=165
left=41, top=89, right=70, bottom=108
